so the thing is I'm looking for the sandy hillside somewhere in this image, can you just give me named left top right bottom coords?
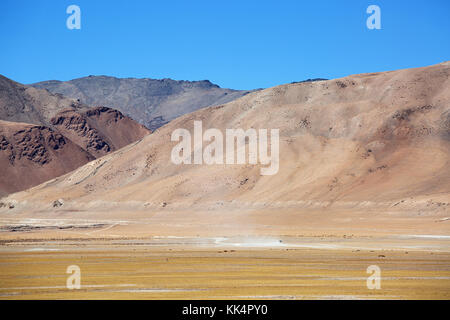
left=1, top=62, right=449, bottom=233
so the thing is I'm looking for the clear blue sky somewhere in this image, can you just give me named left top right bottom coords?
left=0, top=0, right=449, bottom=90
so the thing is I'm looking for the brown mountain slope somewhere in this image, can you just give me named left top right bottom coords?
left=0, top=75, right=151, bottom=195
left=2, top=62, right=449, bottom=227
left=0, top=75, right=85, bottom=126
left=50, top=106, right=150, bottom=158
left=0, top=120, right=94, bottom=197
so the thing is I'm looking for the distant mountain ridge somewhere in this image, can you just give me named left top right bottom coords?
left=32, top=76, right=258, bottom=130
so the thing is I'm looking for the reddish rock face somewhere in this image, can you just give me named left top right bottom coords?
left=0, top=75, right=151, bottom=196
left=50, top=106, right=150, bottom=158
left=0, top=120, right=95, bottom=196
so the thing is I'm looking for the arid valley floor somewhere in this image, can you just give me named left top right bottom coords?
left=0, top=209, right=449, bottom=299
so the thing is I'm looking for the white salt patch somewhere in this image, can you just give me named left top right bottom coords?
left=401, top=235, right=450, bottom=239
left=24, top=248, right=61, bottom=252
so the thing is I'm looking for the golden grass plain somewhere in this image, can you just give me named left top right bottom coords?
left=1, top=206, right=449, bottom=299
left=1, top=239, right=449, bottom=300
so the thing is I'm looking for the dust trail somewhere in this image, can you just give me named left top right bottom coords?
left=213, top=236, right=286, bottom=248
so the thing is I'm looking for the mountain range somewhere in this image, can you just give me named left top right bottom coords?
left=0, top=74, right=258, bottom=196
left=3, top=62, right=448, bottom=230
left=32, top=76, right=257, bottom=131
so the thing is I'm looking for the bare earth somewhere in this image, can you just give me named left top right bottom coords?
left=1, top=62, right=449, bottom=299
left=0, top=209, right=449, bottom=299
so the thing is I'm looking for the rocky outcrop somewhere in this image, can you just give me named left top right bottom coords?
left=0, top=120, right=94, bottom=196
left=50, top=106, right=150, bottom=158
left=51, top=109, right=112, bottom=157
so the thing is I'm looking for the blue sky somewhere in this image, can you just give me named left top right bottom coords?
left=0, top=0, right=449, bottom=90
